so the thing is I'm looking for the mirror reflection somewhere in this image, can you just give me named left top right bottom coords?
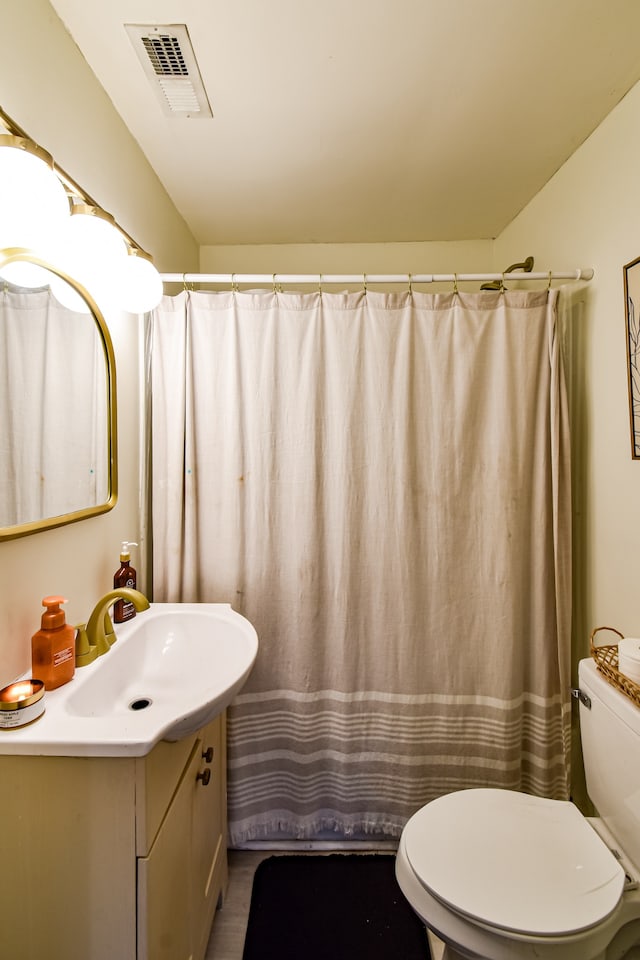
left=0, top=254, right=117, bottom=539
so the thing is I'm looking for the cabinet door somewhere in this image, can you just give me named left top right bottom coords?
left=137, top=731, right=198, bottom=856
left=0, top=755, right=137, bottom=960
left=137, top=741, right=201, bottom=960
left=191, top=714, right=226, bottom=960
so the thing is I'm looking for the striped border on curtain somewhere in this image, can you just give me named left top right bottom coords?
left=228, top=689, right=571, bottom=844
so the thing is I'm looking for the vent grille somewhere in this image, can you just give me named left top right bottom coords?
left=142, top=35, right=189, bottom=77
left=158, top=79, right=201, bottom=113
left=125, top=23, right=213, bottom=118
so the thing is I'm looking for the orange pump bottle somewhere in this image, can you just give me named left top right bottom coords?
left=31, top=596, right=76, bottom=690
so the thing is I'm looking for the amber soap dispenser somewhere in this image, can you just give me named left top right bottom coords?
left=113, top=540, right=138, bottom=623
left=31, top=596, right=76, bottom=690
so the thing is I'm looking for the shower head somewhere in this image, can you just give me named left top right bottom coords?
left=481, top=256, right=535, bottom=290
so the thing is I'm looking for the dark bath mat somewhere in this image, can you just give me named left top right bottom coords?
left=241, top=854, right=430, bottom=960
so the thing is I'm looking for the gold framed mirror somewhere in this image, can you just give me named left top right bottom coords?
left=0, top=248, right=117, bottom=540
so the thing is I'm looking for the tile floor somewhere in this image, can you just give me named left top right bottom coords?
left=205, top=851, right=269, bottom=960
left=204, top=849, right=444, bottom=960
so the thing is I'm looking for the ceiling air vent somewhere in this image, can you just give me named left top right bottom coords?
left=125, top=23, right=213, bottom=118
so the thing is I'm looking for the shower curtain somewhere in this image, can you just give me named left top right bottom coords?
left=149, top=287, right=572, bottom=844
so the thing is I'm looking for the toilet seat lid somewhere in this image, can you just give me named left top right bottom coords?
left=404, top=788, right=624, bottom=937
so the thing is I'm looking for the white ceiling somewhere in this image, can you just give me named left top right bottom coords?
left=48, top=0, right=640, bottom=246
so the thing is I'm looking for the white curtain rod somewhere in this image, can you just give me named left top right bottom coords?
left=160, top=268, right=594, bottom=285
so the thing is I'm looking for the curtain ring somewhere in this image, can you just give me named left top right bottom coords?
left=231, top=273, right=238, bottom=293
left=499, top=272, right=506, bottom=294
left=363, top=273, right=367, bottom=295
left=318, top=273, right=323, bottom=297
left=273, top=273, right=278, bottom=294
left=547, top=270, right=553, bottom=291
left=408, top=272, right=413, bottom=296
left=452, top=273, right=459, bottom=295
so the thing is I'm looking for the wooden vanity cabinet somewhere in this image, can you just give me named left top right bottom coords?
left=0, top=713, right=228, bottom=960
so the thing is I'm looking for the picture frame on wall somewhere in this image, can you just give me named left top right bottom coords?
left=624, top=255, right=640, bottom=458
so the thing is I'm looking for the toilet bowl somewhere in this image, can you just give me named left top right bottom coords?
left=395, top=658, right=640, bottom=960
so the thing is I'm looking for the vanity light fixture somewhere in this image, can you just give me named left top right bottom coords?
left=0, top=108, right=164, bottom=313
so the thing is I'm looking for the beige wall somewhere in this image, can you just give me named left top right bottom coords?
left=0, top=0, right=198, bottom=687
left=494, top=79, right=640, bottom=657
left=200, top=240, right=493, bottom=285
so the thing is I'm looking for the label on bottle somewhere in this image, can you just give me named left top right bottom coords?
left=0, top=700, right=45, bottom=728
left=53, top=646, right=74, bottom=666
left=0, top=708, right=26, bottom=728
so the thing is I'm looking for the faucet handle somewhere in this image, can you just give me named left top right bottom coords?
left=75, top=623, right=98, bottom=667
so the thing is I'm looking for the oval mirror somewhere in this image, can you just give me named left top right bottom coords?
left=0, top=248, right=117, bottom=540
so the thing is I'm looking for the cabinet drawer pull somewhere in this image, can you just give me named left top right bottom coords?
left=202, top=746, right=214, bottom=763
left=196, top=768, right=211, bottom=786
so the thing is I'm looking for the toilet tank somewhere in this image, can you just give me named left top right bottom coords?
left=579, top=657, right=640, bottom=870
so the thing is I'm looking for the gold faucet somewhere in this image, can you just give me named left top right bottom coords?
left=75, top=588, right=150, bottom=666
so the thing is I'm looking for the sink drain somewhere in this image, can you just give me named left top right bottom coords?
left=129, top=697, right=153, bottom=711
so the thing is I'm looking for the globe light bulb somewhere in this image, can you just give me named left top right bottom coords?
left=56, top=204, right=127, bottom=311
left=117, top=248, right=164, bottom=313
left=0, top=137, right=70, bottom=251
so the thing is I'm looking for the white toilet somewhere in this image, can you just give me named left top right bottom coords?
left=395, top=657, right=640, bottom=960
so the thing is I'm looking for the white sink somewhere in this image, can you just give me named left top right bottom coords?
left=0, top=603, right=258, bottom=757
